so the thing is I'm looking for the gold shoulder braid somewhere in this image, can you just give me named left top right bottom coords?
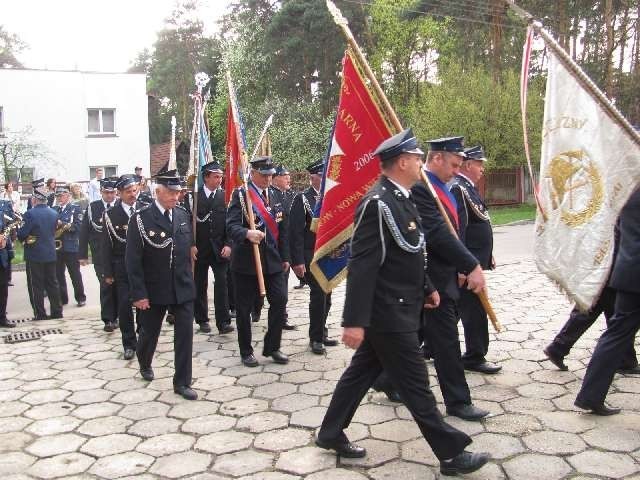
left=459, top=185, right=491, bottom=222
left=104, top=211, right=127, bottom=244
left=135, top=213, right=174, bottom=268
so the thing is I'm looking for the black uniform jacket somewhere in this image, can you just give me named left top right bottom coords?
left=226, top=184, right=290, bottom=276
left=609, top=188, right=640, bottom=293
left=289, top=186, right=319, bottom=267
left=79, top=200, right=108, bottom=260
left=195, top=188, right=229, bottom=264
left=54, top=203, right=83, bottom=254
left=126, top=203, right=196, bottom=305
left=271, top=186, right=296, bottom=214
left=450, top=174, right=493, bottom=270
left=342, top=176, right=435, bottom=333
left=411, top=174, right=479, bottom=301
left=102, top=200, right=142, bottom=278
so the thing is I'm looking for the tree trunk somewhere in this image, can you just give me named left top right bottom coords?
left=618, top=5, right=629, bottom=72
left=556, top=0, right=569, bottom=51
left=489, top=0, right=505, bottom=82
left=604, top=0, right=614, bottom=98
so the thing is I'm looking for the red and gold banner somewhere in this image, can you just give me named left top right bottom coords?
left=224, top=87, right=246, bottom=205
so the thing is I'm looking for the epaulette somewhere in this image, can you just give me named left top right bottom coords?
left=175, top=204, right=188, bottom=213
left=135, top=203, right=152, bottom=215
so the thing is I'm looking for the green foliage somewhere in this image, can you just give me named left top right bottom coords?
left=0, top=25, right=26, bottom=68
left=490, top=203, right=537, bottom=225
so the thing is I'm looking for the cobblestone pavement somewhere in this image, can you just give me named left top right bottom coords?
left=1, top=258, right=640, bottom=479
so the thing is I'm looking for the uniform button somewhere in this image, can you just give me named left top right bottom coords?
left=399, top=298, right=404, bottom=303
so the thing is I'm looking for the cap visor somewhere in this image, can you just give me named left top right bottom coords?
left=257, top=168, right=276, bottom=175
left=404, top=147, right=424, bottom=156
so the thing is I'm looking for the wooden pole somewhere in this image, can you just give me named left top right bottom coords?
left=326, top=0, right=501, bottom=332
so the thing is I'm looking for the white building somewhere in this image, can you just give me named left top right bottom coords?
left=0, top=68, right=149, bottom=184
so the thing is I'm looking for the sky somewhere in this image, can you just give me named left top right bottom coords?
left=2, top=0, right=231, bottom=72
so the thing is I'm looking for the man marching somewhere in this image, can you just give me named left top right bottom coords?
left=226, top=156, right=290, bottom=367
left=79, top=178, right=118, bottom=331
left=126, top=170, right=198, bottom=400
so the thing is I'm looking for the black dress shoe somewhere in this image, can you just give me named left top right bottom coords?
left=265, top=350, right=289, bottom=364
left=310, top=341, right=325, bottom=355
left=617, top=365, right=640, bottom=375
left=218, top=324, right=234, bottom=334
left=174, top=385, right=198, bottom=400
left=77, top=300, right=86, bottom=307
left=543, top=346, right=568, bottom=371
left=382, top=389, right=402, bottom=403
left=104, top=323, right=115, bottom=332
left=315, top=438, right=366, bottom=458
left=283, top=323, right=297, bottom=330
left=574, top=399, right=621, bottom=416
left=464, top=362, right=502, bottom=374
left=323, top=338, right=339, bottom=347
left=166, top=313, right=175, bottom=325
left=0, top=320, right=16, bottom=328
left=49, top=314, right=63, bottom=320
left=140, top=367, right=154, bottom=381
left=242, top=354, right=259, bottom=367
left=199, top=322, right=212, bottom=333
left=446, top=403, right=489, bottom=421
left=440, top=451, right=490, bottom=476
left=229, top=309, right=236, bottom=318
left=251, top=311, right=261, bottom=322
left=123, top=349, right=135, bottom=360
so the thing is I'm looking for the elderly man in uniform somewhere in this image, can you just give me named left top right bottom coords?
left=290, top=160, right=338, bottom=353
left=18, top=188, right=63, bottom=320
left=193, top=161, right=234, bottom=335
left=412, top=137, right=489, bottom=421
left=79, top=178, right=118, bottom=331
left=126, top=170, right=198, bottom=400
left=450, top=146, right=501, bottom=374
left=103, top=175, right=144, bottom=360
left=226, top=156, right=290, bottom=367
left=54, top=184, right=86, bottom=307
left=316, top=129, right=489, bottom=476
left=0, top=213, right=14, bottom=327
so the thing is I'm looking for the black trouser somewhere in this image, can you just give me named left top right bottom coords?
left=547, top=287, right=637, bottom=368
left=94, top=262, right=117, bottom=325
left=459, top=288, right=489, bottom=366
left=233, top=270, right=286, bottom=357
left=113, top=259, right=136, bottom=350
left=0, top=264, right=8, bottom=321
left=136, top=302, right=193, bottom=387
left=194, top=257, right=231, bottom=329
left=423, top=296, right=472, bottom=407
left=318, top=329, right=471, bottom=460
left=56, top=251, right=86, bottom=304
left=227, top=269, right=235, bottom=311
left=26, top=260, right=62, bottom=319
left=306, top=269, right=332, bottom=342
left=576, top=290, right=640, bottom=406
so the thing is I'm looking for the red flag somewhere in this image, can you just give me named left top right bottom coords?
left=310, top=50, right=394, bottom=292
left=224, top=100, right=245, bottom=205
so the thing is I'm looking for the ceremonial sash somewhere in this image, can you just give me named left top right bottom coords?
left=427, top=171, right=459, bottom=229
left=247, top=184, right=279, bottom=244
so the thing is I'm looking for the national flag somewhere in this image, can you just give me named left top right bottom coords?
left=196, top=97, right=212, bottom=187
left=310, top=50, right=395, bottom=292
left=224, top=78, right=248, bottom=205
left=534, top=50, right=640, bottom=310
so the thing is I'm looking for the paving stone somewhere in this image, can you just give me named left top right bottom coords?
left=0, top=416, right=32, bottom=434
left=568, top=451, right=639, bottom=477
left=370, top=419, right=422, bottom=442
left=192, top=374, right=236, bottom=390
left=237, top=373, right=279, bottom=387
left=535, top=411, right=597, bottom=433
left=237, top=411, right=289, bottom=433
left=523, top=431, right=586, bottom=454
left=0, top=452, right=36, bottom=476
left=78, top=415, right=133, bottom=436
left=252, top=382, right=297, bottom=399
left=26, top=433, right=86, bottom=457
left=61, top=378, right=106, bottom=391
left=299, top=380, right=337, bottom=396
left=71, top=401, right=119, bottom=419
left=206, top=385, right=252, bottom=402
left=220, top=398, right=269, bottom=417
left=484, top=413, right=542, bottom=435
left=166, top=400, right=218, bottom=419
left=290, top=406, right=328, bottom=428
left=0, top=432, right=32, bottom=452
left=136, top=433, right=195, bottom=456
left=582, top=427, right=640, bottom=452
left=120, top=401, right=170, bottom=420
left=516, top=382, right=566, bottom=400
left=89, top=452, right=154, bottom=478
left=195, top=431, right=254, bottom=454
left=276, top=446, right=336, bottom=475
left=79, top=433, right=140, bottom=457
left=400, top=438, right=439, bottom=467
left=28, top=453, right=94, bottom=479
left=240, top=473, right=301, bottom=480
left=352, top=404, right=396, bottom=425
left=254, top=427, right=311, bottom=451
left=0, top=401, right=29, bottom=417
left=368, top=460, right=435, bottom=480
left=305, top=468, right=368, bottom=480
left=149, top=451, right=211, bottom=478
left=111, top=388, right=160, bottom=404
left=182, top=414, right=237, bottom=434
left=503, top=453, right=572, bottom=480
left=66, top=388, right=113, bottom=405
left=281, top=370, right=323, bottom=384
left=25, top=416, right=81, bottom=436
left=340, top=439, right=398, bottom=468
left=128, top=416, right=182, bottom=437
left=213, top=450, right=274, bottom=477
left=272, top=393, right=318, bottom=413
left=470, top=432, right=525, bottom=459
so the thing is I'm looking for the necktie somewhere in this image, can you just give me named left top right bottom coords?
left=209, top=191, right=215, bottom=200
left=106, top=203, right=111, bottom=209
left=164, top=209, right=171, bottom=223
left=262, top=190, right=268, bottom=206
left=128, top=206, right=134, bottom=217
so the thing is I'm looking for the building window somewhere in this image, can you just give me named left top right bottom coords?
left=87, top=108, right=115, bottom=135
left=89, top=166, right=117, bottom=179
left=6, top=167, right=34, bottom=192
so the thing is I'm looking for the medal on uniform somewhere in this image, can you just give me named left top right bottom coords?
left=160, top=231, right=166, bottom=238
left=149, top=230, right=155, bottom=237
left=408, top=221, right=417, bottom=231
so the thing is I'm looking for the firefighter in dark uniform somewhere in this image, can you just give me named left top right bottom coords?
left=412, top=136, right=489, bottom=421
left=79, top=178, right=118, bottom=331
left=316, top=129, right=489, bottom=476
left=575, top=188, right=640, bottom=415
left=450, top=146, right=501, bottom=374
left=226, top=156, right=290, bottom=367
left=136, top=175, right=154, bottom=206
left=193, top=161, right=233, bottom=334
left=54, top=184, right=86, bottom=307
left=290, top=160, right=338, bottom=354
left=18, top=188, right=63, bottom=320
left=126, top=170, right=198, bottom=400
left=103, top=175, right=145, bottom=360
left=26, top=178, right=46, bottom=210
left=0, top=211, right=14, bottom=327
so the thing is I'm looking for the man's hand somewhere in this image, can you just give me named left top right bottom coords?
left=104, top=277, right=114, bottom=285
left=190, top=246, right=198, bottom=262
left=79, top=259, right=89, bottom=267
left=292, top=264, right=306, bottom=277
left=0, top=234, right=7, bottom=250
left=466, top=265, right=486, bottom=294
left=424, top=290, right=440, bottom=309
left=246, top=230, right=265, bottom=244
left=342, top=327, right=365, bottom=349
left=282, top=262, right=290, bottom=272
left=220, top=246, right=232, bottom=258
left=490, top=256, right=496, bottom=270
left=133, top=298, right=150, bottom=310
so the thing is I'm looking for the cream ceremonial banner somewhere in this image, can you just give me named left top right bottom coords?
left=535, top=52, right=640, bottom=311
